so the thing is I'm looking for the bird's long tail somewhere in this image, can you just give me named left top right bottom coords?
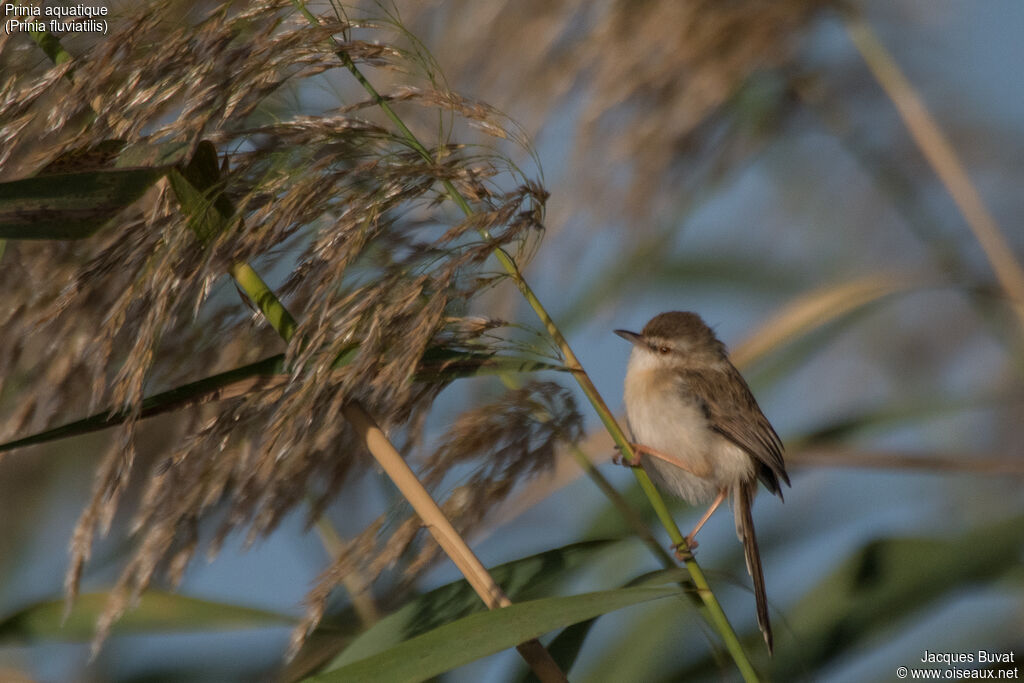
left=735, top=481, right=773, bottom=655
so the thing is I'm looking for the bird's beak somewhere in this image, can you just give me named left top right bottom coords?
left=614, top=329, right=643, bottom=346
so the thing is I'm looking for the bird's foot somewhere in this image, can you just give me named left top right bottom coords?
left=672, top=536, right=699, bottom=562
left=613, top=443, right=643, bottom=468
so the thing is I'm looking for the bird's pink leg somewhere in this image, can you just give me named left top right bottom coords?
left=617, top=442, right=713, bottom=478
left=674, top=488, right=727, bottom=561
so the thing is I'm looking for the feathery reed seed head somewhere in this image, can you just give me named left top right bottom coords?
left=0, top=0, right=557, bottom=654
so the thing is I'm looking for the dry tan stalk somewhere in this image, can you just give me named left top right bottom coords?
left=789, top=446, right=1024, bottom=476
left=312, top=515, right=381, bottom=626
left=340, top=400, right=567, bottom=683
left=844, top=12, right=1024, bottom=333
left=730, top=271, right=924, bottom=369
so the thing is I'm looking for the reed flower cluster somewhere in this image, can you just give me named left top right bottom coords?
left=0, top=0, right=573, bottom=651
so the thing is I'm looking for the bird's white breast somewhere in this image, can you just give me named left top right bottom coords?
left=623, top=349, right=754, bottom=503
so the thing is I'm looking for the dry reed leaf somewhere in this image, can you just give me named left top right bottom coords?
left=730, top=271, right=928, bottom=368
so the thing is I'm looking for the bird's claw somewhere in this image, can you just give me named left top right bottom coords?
left=613, top=443, right=643, bottom=468
left=614, top=446, right=638, bottom=466
left=673, top=537, right=699, bottom=562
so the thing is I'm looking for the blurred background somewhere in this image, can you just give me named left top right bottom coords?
left=1, top=0, right=1022, bottom=681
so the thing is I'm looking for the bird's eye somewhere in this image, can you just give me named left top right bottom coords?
left=657, top=346, right=671, bottom=354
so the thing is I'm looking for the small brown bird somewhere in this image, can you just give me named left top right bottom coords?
left=616, top=311, right=790, bottom=653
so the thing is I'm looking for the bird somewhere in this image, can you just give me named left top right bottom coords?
left=615, top=311, right=790, bottom=653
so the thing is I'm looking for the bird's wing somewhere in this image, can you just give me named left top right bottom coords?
left=682, top=366, right=790, bottom=494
